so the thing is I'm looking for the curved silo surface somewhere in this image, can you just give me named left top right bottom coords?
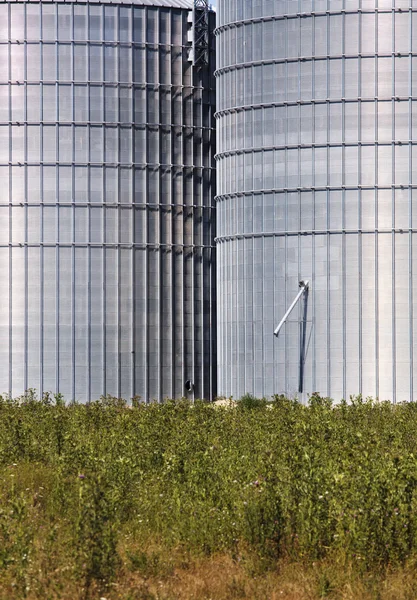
left=216, top=0, right=417, bottom=402
left=0, top=0, right=216, bottom=402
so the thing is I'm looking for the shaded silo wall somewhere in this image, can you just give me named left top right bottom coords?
left=0, top=0, right=216, bottom=402
left=216, top=0, right=417, bottom=402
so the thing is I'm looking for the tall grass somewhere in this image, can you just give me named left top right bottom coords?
left=1, top=392, right=417, bottom=598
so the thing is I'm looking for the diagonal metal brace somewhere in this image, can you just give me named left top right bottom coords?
left=193, top=0, right=210, bottom=68
left=274, top=280, right=310, bottom=337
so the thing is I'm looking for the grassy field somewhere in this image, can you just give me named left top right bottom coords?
left=1, top=392, right=417, bottom=598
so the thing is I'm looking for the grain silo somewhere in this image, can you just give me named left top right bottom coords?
left=216, top=0, right=416, bottom=402
left=0, top=0, right=216, bottom=402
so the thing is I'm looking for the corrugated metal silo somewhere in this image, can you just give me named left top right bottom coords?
left=0, top=0, right=216, bottom=402
left=216, top=0, right=417, bottom=402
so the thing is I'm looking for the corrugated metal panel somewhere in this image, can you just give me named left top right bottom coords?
left=0, top=1, right=216, bottom=402
left=216, top=1, right=417, bottom=403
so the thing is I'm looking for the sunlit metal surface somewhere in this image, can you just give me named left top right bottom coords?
left=216, top=0, right=417, bottom=402
left=0, top=0, right=216, bottom=402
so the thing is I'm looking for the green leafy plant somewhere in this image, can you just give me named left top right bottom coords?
left=1, top=394, right=417, bottom=597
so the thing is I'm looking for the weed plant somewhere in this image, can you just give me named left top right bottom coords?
left=0, top=392, right=417, bottom=597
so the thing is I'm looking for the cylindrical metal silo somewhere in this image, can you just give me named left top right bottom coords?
left=216, top=0, right=417, bottom=402
left=0, top=0, right=216, bottom=402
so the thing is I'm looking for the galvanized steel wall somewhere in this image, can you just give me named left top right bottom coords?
left=0, top=0, right=216, bottom=402
left=216, top=0, right=417, bottom=402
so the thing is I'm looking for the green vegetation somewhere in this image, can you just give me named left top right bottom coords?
left=1, top=391, right=417, bottom=598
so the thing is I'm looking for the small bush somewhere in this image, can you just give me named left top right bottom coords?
left=238, top=394, right=268, bottom=409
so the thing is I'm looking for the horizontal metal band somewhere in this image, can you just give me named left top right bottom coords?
left=0, top=0, right=194, bottom=8
left=0, top=40, right=193, bottom=50
left=1, top=201, right=215, bottom=209
left=0, top=161, right=215, bottom=169
left=0, top=242, right=216, bottom=249
left=215, top=52, right=415, bottom=77
left=215, top=229, right=416, bottom=243
left=1, top=122, right=215, bottom=132
left=0, top=82, right=209, bottom=92
left=215, top=7, right=415, bottom=35
left=215, top=96, right=415, bottom=119
left=215, top=185, right=415, bottom=200
left=215, top=141, right=415, bottom=161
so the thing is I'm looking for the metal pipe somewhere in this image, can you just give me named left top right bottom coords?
left=274, top=280, right=310, bottom=337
